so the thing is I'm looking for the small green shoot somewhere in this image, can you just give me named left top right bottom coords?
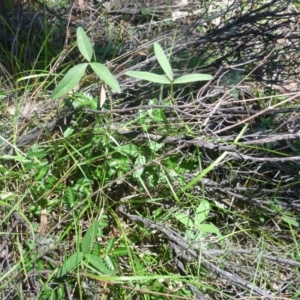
left=58, top=220, right=116, bottom=277
left=174, top=199, right=222, bottom=241
left=52, top=27, right=121, bottom=100
left=125, top=42, right=213, bottom=98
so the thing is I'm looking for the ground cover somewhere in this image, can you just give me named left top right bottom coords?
left=0, top=0, right=300, bottom=299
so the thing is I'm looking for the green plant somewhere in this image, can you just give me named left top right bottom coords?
left=174, top=199, right=222, bottom=244
left=51, top=27, right=121, bottom=100
left=2, top=1, right=300, bottom=298
left=58, top=219, right=121, bottom=277
left=125, top=42, right=213, bottom=99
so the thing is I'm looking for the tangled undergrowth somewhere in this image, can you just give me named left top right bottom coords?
left=0, top=0, right=300, bottom=299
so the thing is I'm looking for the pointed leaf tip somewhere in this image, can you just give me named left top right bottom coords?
left=90, top=62, right=121, bottom=93
left=51, top=63, right=88, bottom=99
left=154, top=42, right=173, bottom=81
left=77, top=27, right=93, bottom=61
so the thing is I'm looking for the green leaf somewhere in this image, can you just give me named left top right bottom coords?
left=76, top=27, right=93, bottom=61
left=82, top=220, right=100, bottom=254
left=154, top=42, right=173, bottom=81
left=104, top=254, right=115, bottom=271
left=51, top=63, right=88, bottom=99
left=194, top=199, right=210, bottom=224
left=105, top=238, right=115, bottom=255
left=141, top=7, right=150, bottom=15
left=230, top=88, right=239, bottom=99
left=117, top=144, right=139, bottom=156
left=195, top=223, right=222, bottom=238
left=125, top=71, right=170, bottom=84
left=90, top=62, right=121, bottom=93
left=58, top=252, right=84, bottom=277
left=63, top=127, right=74, bottom=138
left=84, top=254, right=115, bottom=275
left=112, top=247, right=128, bottom=256
left=148, top=141, right=164, bottom=152
left=73, top=92, right=98, bottom=109
left=174, top=212, right=194, bottom=228
left=133, top=154, right=146, bottom=178
left=282, top=216, right=299, bottom=227
left=174, top=73, right=213, bottom=84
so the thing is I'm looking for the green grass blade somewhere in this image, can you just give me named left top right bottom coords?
left=181, top=151, right=229, bottom=192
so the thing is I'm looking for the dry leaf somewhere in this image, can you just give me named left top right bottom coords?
left=38, top=208, right=48, bottom=235
left=100, top=84, right=106, bottom=108
left=7, top=101, right=36, bottom=117
left=78, top=0, right=84, bottom=9
left=21, top=101, right=36, bottom=117
left=7, top=105, right=15, bottom=115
